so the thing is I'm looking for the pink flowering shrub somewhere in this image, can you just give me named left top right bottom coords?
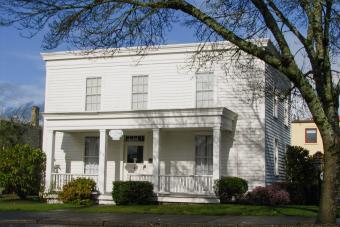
left=246, top=184, right=290, bottom=205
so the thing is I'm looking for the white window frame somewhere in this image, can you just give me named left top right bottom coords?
left=273, top=95, right=279, bottom=118
left=274, top=138, right=279, bottom=176
left=85, top=77, right=101, bottom=111
left=131, top=75, right=148, bottom=110
left=195, top=135, right=213, bottom=176
left=125, top=135, right=145, bottom=163
left=196, top=73, right=214, bottom=108
left=284, top=98, right=289, bottom=126
left=84, top=137, right=99, bottom=175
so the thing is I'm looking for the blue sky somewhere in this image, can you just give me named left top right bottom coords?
left=0, top=24, right=196, bottom=110
left=0, top=22, right=338, bottom=113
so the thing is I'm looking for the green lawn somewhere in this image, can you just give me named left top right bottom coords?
left=0, top=195, right=80, bottom=211
left=0, top=195, right=338, bottom=217
left=77, top=204, right=322, bottom=217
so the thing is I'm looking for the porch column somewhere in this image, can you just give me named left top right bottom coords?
left=213, top=127, right=222, bottom=181
left=152, top=128, right=160, bottom=192
left=44, top=129, right=55, bottom=192
left=98, top=129, right=107, bottom=194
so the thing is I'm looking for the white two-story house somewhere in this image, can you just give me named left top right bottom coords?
left=42, top=40, right=290, bottom=204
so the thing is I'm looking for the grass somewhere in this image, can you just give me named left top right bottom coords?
left=0, top=194, right=338, bottom=217
left=0, top=194, right=80, bottom=212
left=77, top=204, right=322, bottom=217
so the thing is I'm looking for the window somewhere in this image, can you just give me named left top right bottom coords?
left=84, top=137, right=99, bottom=175
left=132, top=75, right=148, bottom=110
left=284, top=98, right=289, bottom=126
left=195, top=135, right=213, bottom=175
left=305, top=128, right=317, bottom=143
left=125, top=135, right=144, bottom=163
left=196, top=73, right=214, bottom=108
left=273, top=95, right=279, bottom=118
left=274, top=138, right=279, bottom=176
left=86, top=77, right=101, bottom=111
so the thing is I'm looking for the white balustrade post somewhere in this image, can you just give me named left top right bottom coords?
left=44, top=129, right=55, bottom=192
left=213, top=127, right=221, bottom=181
left=152, top=128, right=160, bottom=192
left=98, top=129, right=107, bottom=194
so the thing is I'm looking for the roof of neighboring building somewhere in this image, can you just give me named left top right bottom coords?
left=291, top=119, right=315, bottom=123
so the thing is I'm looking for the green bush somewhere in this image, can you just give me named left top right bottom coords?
left=0, top=144, right=46, bottom=198
left=285, top=146, right=321, bottom=205
left=58, top=178, right=96, bottom=205
left=214, top=177, right=248, bottom=203
left=112, top=181, right=155, bottom=205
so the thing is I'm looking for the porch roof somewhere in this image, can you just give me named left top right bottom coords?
left=43, top=107, right=237, bottom=131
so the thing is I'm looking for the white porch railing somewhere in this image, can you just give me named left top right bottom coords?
left=127, top=174, right=214, bottom=195
left=159, top=175, right=214, bottom=195
left=128, top=174, right=153, bottom=182
left=51, top=173, right=98, bottom=191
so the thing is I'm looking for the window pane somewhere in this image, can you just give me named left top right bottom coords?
left=84, top=137, right=99, bottom=174
left=195, top=135, right=213, bottom=175
left=196, top=74, right=213, bottom=107
left=86, top=78, right=101, bottom=111
left=127, top=145, right=144, bottom=163
left=132, top=76, right=148, bottom=110
left=306, top=129, right=317, bottom=143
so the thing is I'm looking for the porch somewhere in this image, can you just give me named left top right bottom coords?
left=43, top=108, right=237, bottom=203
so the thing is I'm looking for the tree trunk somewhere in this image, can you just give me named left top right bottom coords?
left=316, top=128, right=338, bottom=223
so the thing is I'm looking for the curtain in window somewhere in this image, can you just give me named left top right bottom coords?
left=84, top=137, right=99, bottom=174
left=195, top=135, right=213, bottom=175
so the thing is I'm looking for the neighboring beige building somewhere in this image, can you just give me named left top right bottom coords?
left=291, top=119, right=324, bottom=155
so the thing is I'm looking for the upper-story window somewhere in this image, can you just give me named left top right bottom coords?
left=273, top=95, right=279, bottom=118
left=305, top=128, right=317, bottom=143
left=132, top=75, right=148, bottom=110
left=196, top=73, right=214, bottom=108
left=284, top=98, right=289, bottom=126
left=86, top=77, right=101, bottom=111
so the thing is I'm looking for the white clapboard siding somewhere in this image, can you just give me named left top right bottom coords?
left=44, top=42, right=290, bottom=190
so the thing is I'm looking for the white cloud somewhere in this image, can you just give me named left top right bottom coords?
left=0, top=81, right=44, bottom=110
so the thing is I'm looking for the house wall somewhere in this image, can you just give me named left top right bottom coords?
left=264, top=65, right=291, bottom=184
left=44, top=43, right=280, bottom=190
left=291, top=122, right=324, bottom=155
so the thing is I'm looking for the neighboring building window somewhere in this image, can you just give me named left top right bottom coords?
left=86, top=77, right=101, bottom=111
left=273, top=95, right=279, bottom=118
left=284, top=98, right=289, bottom=126
left=132, top=75, right=148, bottom=110
left=84, top=137, right=99, bottom=175
left=126, top=135, right=144, bottom=163
left=305, top=128, right=317, bottom=143
left=274, top=138, right=279, bottom=176
left=196, top=73, right=214, bottom=108
left=195, top=135, right=213, bottom=175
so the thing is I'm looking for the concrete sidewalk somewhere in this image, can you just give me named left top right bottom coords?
left=0, top=211, right=338, bottom=226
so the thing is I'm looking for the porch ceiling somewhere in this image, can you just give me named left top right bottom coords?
left=43, top=107, right=237, bottom=131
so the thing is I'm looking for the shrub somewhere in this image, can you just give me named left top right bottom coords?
left=0, top=144, right=46, bottom=199
left=246, top=184, right=290, bottom=205
left=58, top=178, right=96, bottom=205
left=275, top=182, right=320, bottom=205
left=214, top=177, right=248, bottom=203
left=112, top=181, right=154, bottom=205
left=285, top=146, right=318, bottom=185
left=285, top=146, right=321, bottom=205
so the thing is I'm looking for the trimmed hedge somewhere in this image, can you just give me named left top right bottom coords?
left=214, top=177, right=248, bottom=203
left=58, top=178, right=96, bottom=205
left=112, top=181, right=155, bottom=205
